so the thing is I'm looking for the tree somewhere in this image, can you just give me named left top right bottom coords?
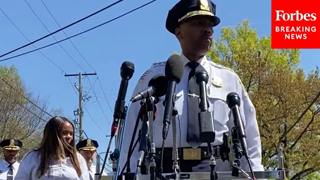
left=208, top=20, right=320, bottom=180
left=0, top=65, right=51, bottom=160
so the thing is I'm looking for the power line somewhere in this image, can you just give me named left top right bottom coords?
left=0, top=7, right=64, bottom=73
left=1, top=6, right=109, bottom=130
left=83, top=105, right=108, bottom=135
left=82, top=130, right=113, bottom=171
left=39, top=0, right=114, bottom=117
left=0, top=89, right=48, bottom=122
left=40, top=0, right=96, bottom=72
left=67, top=78, right=108, bottom=136
left=0, top=76, right=53, bottom=117
left=0, top=0, right=124, bottom=58
left=0, top=0, right=157, bottom=62
left=1, top=3, right=109, bottom=132
left=86, top=77, right=111, bottom=125
left=23, top=0, right=85, bottom=72
left=97, top=77, right=114, bottom=114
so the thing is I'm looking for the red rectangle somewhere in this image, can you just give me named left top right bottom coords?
left=271, top=0, right=320, bottom=49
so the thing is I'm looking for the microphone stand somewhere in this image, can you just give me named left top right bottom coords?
left=108, top=105, right=128, bottom=179
left=231, top=127, right=243, bottom=177
left=230, top=127, right=251, bottom=179
left=171, top=107, right=180, bottom=178
left=196, top=70, right=216, bottom=180
left=114, top=103, right=131, bottom=180
left=199, top=111, right=217, bottom=180
left=95, top=154, right=101, bottom=180
left=135, top=99, right=150, bottom=177
left=227, top=93, right=255, bottom=180
left=277, top=143, right=286, bottom=180
left=146, top=96, right=156, bottom=180
left=158, top=95, right=178, bottom=180
left=161, top=106, right=180, bottom=180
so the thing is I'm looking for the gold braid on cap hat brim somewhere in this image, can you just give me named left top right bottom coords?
left=178, top=10, right=214, bottom=23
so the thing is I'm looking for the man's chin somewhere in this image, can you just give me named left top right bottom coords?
left=7, top=159, right=16, bottom=164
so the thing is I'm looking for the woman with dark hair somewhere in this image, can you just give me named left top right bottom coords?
left=15, top=116, right=89, bottom=180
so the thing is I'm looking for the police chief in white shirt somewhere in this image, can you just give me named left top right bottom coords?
left=76, top=139, right=107, bottom=180
left=119, top=0, right=264, bottom=174
left=0, top=139, right=22, bottom=180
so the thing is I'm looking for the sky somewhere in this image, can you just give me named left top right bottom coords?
left=0, top=0, right=319, bottom=172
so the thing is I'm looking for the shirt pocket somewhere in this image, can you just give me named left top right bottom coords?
left=207, top=90, right=230, bottom=127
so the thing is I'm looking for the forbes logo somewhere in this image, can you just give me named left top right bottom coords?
left=275, top=10, right=317, bottom=21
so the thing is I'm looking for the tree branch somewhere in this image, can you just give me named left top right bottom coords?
left=290, top=168, right=319, bottom=180
left=282, top=90, right=320, bottom=139
left=290, top=114, right=315, bottom=149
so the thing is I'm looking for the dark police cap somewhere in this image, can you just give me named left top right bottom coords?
left=76, top=139, right=98, bottom=151
left=166, top=0, right=220, bottom=34
left=0, top=139, right=22, bottom=151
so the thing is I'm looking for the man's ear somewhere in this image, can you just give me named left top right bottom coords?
left=175, top=26, right=182, bottom=40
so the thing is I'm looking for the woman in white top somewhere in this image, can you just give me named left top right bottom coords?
left=15, top=116, right=90, bottom=180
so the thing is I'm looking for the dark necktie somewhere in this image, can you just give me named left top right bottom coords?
left=186, top=62, right=202, bottom=148
left=7, top=164, right=13, bottom=180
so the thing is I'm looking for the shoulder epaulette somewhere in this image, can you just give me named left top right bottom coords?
left=208, top=61, right=235, bottom=73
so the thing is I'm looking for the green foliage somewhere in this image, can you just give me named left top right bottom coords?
left=208, top=20, right=320, bottom=180
left=0, top=65, right=55, bottom=161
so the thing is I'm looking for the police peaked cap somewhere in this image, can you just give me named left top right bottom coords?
left=166, top=0, right=220, bottom=34
left=76, top=139, right=99, bottom=151
left=0, top=139, right=22, bottom=151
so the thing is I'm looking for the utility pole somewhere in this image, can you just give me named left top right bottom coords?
left=65, top=72, right=96, bottom=141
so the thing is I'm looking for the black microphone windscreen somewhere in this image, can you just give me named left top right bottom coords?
left=121, top=61, right=135, bottom=80
left=148, top=76, right=168, bottom=97
left=165, top=55, right=184, bottom=84
left=195, top=70, right=209, bottom=84
left=226, top=92, right=241, bottom=108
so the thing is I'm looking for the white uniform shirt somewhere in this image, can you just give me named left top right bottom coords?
left=119, top=54, right=264, bottom=173
left=88, top=164, right=107, bottom=179
left=15, top=151, right=90, bottom=180
left=0, top=159, right=19, bottom=180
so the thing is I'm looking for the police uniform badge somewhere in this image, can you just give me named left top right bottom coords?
left=212, top=76, right=223, bottom=88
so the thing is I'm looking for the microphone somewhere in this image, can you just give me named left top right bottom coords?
left=226, top=92, right=249, bottom=158
left=195, top=70, right=215, bottom=143
left=111, top=61, right=135, bottom=137
left=162, top=54, right=184, bottom=140
left=196, top=70, right=209, bottom=111
left=130, top=75, right=168, bottom=102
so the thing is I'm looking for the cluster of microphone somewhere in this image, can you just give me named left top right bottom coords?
left=105, top=54, right=254, bottom=180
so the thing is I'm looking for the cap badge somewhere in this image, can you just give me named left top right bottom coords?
left=9, top=139, right=14, bottom=147
left=200, top=0, right=210, bottom=11
left=86, top=139, right=92, bottom=147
